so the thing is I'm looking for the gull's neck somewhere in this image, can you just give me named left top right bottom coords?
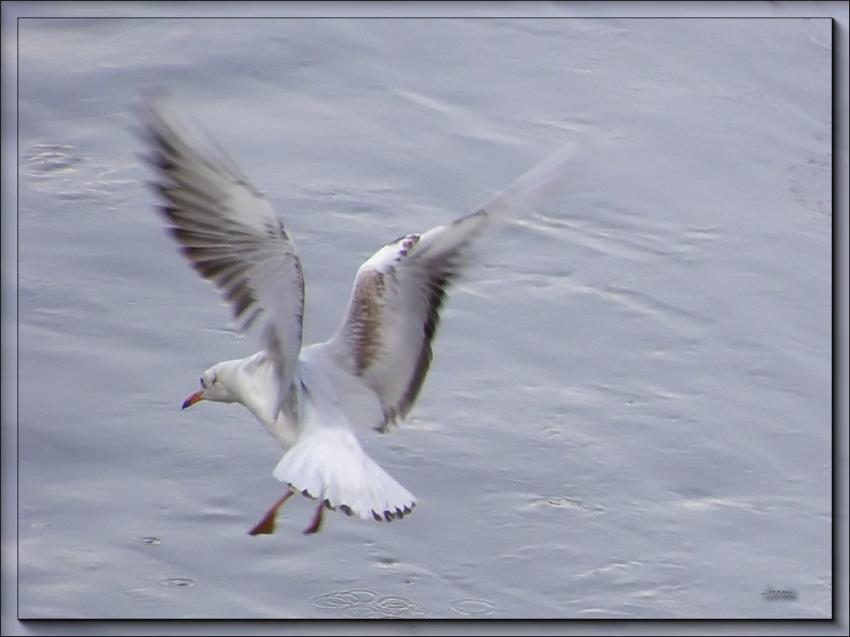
left=229, top=351, right=301, bottom=448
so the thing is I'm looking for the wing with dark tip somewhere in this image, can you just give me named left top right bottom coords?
left=327, top=210, right=489, bottom=430
left=323, top=138, right=577, bottom=432
left=140, top=102, right=305, bottom=410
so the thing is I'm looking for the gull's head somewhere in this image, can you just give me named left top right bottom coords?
left=182, top=362, right=239, bottom=409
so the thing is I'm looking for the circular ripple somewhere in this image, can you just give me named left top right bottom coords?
left=310, top=589, right=376, bottom=609
left=450, top=598, right=496, bottom=616
left=343, top=605, right=384, bottom=619
left=372, top=595, right=427, bottom=617
left=134, top=536, right=161, bottom=545
left=161, top=577, right=194, bottom=588
left=374, top=556, right=399, bottom=568
left=544, top=495, right=584, bottom=508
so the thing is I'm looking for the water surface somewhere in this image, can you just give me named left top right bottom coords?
left=17, top=18, right=831, bottom=619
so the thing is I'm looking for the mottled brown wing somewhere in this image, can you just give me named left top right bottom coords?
left=327, top=211, right=489, bottom=431
left=324, top=138, right=578, bottom=431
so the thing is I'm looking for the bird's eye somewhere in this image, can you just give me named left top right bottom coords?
left=200, top=377, right=207, bottom=389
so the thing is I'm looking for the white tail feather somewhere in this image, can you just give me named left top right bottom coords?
left=272, top=424, right=416, bottom=522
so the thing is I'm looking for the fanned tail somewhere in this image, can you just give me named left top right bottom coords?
left=272, top=424, right=416, bottom=522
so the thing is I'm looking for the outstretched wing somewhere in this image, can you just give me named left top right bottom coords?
left=326, top=210, right=489, bottom=430
left=325, top=139, right=577, bottom=431
left=140, top=102, right=305, bottom=410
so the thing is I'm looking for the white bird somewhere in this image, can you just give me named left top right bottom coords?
left=140, top=101, right=574, bottom=535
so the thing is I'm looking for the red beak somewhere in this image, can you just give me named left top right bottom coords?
left=182, top=390, right=205, bottom=410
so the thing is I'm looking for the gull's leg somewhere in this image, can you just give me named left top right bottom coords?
left=303, top=501, right=326, bottom=535
left=247, top=490, right=293, bottom=536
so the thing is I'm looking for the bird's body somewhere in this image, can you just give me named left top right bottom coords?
left=140, top=100, right=573, bottom=534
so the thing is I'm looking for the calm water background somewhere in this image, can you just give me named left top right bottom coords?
left=16, top=18, right=831, bottom=619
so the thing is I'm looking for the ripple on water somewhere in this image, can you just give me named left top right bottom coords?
left=374, top=555, right=399, bottom=568
left=342, top=605, right=384, bottom=619
left=23, top=144, right=83, bottom=177
left=161, top=577, right=194, bottom=588
left=310, top=589, right=376, bottom=609
left=311, top=589, right=428, bottom=618
left=526, top=494, right=607, bottom=515
left=372, top=595, right=427, bottom=617
left=450, top=598, right=497, bottom=616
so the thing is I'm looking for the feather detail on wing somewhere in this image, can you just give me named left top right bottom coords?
left=327, top=210, right=489, bottom=431
left=140, top=101, right=305, bottom=411
left=324, top=139, right=577, bottom=431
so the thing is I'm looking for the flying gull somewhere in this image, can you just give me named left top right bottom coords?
left=140, top=101, right=574, bottom=535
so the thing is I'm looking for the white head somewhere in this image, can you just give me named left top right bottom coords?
left=181, top=361, right=241, bottom=409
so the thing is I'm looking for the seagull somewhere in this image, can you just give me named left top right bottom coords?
left=140, top=101, right=574, bottom=536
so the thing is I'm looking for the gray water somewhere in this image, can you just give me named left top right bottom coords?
left=16, top=18, right=831, bottom=619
